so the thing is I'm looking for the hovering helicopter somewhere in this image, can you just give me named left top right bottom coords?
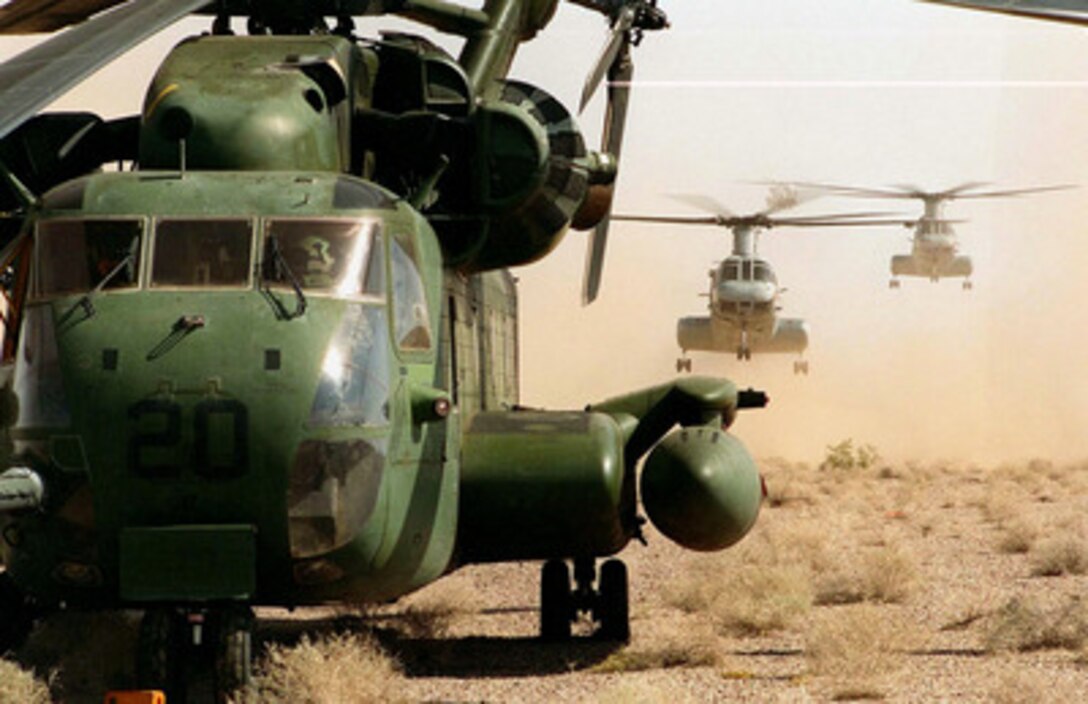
left=0, top=0, right=769, bottom=700
left=613, top=190, right=901, bottom=375
left=790, top=182, right=1073, bottom=290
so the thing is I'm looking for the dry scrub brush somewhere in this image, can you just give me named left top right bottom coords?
left=0, top=658, right=52, bottom=704
left=814, top=545, right=917, bottom=606
left=805, top=605, right=914, bottom=701
left=592, top=619, right=721, bottom=673
left=984, top=596, right=1088, bottom=652
left=1029, top=535, right=1088, bottom=577
left=237, top=632, right=403, bottom=704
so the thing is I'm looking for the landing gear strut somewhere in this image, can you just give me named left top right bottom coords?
left=539, top=557, right=630, bottom=642
left=137, top=606, right=256, bottom=703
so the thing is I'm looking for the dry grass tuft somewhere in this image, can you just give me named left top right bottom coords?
left=239, top=633, right=403, bottom=704
left=997, top=517, right=1038, bottom=554
left=1029, top=535, right=1088, bottom=576
left=805, top=605, right=910, bottom=701
left=592, top=622, right=720, bottom=673
left=815, top=546, right=916, bottom=606
left=984, top=596, right=1088, bottom=652
left=0, top=658, right=52, bottom=704
left=666, top=561, right=812, bottom=636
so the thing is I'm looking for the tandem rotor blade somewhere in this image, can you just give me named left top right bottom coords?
left=581, top=41, right=634, bottom=305
left=0, top=0, right=209, bottom=142
left=579, top=3, right=635, bottom=113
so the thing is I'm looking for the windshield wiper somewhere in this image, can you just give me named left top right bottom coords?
left=65, top=252, right=134, bottom=320
left=262, top=234, right=307, bottom=320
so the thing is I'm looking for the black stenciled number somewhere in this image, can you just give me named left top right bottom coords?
left=194, top=398, right=249, bottom=479
left=128, top=399, right=249, bottom=479
left=128, top=399, right=182, bottom=478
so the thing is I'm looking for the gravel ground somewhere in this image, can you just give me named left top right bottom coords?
left=7, top=459, right=1088, bottom=703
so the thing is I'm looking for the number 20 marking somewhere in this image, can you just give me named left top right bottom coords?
left=128, top=398, right=249, bottom=479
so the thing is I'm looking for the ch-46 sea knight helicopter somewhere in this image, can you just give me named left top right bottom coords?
left=613, top=190, right=901, bottom=376
left=0, top=0, right=768, bottom=699
left=791, top=181, right=1072, bottom=290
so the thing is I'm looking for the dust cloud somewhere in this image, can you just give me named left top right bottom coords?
left=515, top=3, right=1088, bottom=466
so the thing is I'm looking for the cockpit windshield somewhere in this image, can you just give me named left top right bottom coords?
left=718, top=259, right=775, bottom=283
left=151, top=219, right=253, bottom=288
left=35, top=219, right=142, bottom=298
left=264, top=219, right=383, bottom=298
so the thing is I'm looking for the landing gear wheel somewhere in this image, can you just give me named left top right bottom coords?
left=676, top=358, right=692, bottom=373
left=0, top=573, right=35, bottom=654
left=212, top=607, right=255, bottom=702
left=596, top=559, right=630, bottom=642
left=963, top=281, right=973, bottom=291
left=889, top=279, right=900, bottom=289
left=540, top=560, right=572, bottom=641
left=137, top=609, right=187, bottom=702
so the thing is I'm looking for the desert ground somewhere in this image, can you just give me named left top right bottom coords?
left=4, top=446, right=1088, bottom=703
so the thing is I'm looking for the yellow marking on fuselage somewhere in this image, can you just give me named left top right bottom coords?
left=144, top=84, right=180, bottom=120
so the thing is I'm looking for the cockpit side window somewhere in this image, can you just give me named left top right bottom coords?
left=264, top=219, right=382, bottom=298
left=35, top=219, right=143, bottom=298
left=391, top=236, right=431, bottom=351
left=720, top=261, right=740, bottom=280
left=152, top=219, right=253, bottom=288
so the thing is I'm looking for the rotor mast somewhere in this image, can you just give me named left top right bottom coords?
left=732, top=225, right=758, bottom=257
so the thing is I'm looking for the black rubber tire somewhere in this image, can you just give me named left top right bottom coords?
left=213, top=607, right=255, bottom=703
left=596, top=559, right=630, bottom=642
left=136, top=609, right=186, bottom=702
left=0, top=573, right=34, bottom=654
left=540, top=560, right=572, bottom=641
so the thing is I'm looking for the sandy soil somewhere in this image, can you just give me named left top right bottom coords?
left=8, top=457, right=1088, bottom=702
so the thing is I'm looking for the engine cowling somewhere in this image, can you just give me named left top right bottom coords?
left=640, top=425, right=762, bottom=552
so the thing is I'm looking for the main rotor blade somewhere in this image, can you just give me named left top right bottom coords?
left=784, top=181, right=918, bottom=199
left=611, top=214, right=723, bottom=226
left=919, top=0, right=1088, bottom=27
left=669, top=194, right=736, bottom=219
left=579, top=4, right=634, bottom=113
left=937, top=181, right=991, bottom=197
left=950, top=184, right=1076, bottom=199
left=581, top=41, right=634, bottom=305
left=0, top=0, right=208, bottom=142
left=768, top=217, right=917, bottom=228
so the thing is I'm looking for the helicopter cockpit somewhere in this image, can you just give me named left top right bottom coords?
left=717, top=258, right=777, bottom=285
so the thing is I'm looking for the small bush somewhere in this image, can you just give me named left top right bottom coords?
left=1030, top=536, right=1088, bottom=576
left=997, top=518, right=1038, bottom=554
left=0, top=658, right=51, bottom=704
left=667, top=563, right=812, bottom=636
left=820, top=440, right=879, bottom=473
left=806, top=605, right=908, bottom=701
left=239, top=633, right=403, bottom=704
left=984, top=597, right=1088, bottom=652
left=815, top=547, right=916, bottom=606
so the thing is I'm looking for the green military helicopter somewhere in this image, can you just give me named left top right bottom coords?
left=0, top=0, right=766, bottom=698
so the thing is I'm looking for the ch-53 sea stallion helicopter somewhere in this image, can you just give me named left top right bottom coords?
left=613, top=190, right=901, bottom=376
left=790, top=181, right=1072, bottom=290
left=0, top=0, right=767, bottom=699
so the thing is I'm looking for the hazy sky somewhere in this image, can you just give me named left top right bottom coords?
left=3, top=0, right=1088, bottom=464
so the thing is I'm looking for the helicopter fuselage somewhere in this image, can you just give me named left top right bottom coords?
left=677, top=254, right=807, bottom=361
